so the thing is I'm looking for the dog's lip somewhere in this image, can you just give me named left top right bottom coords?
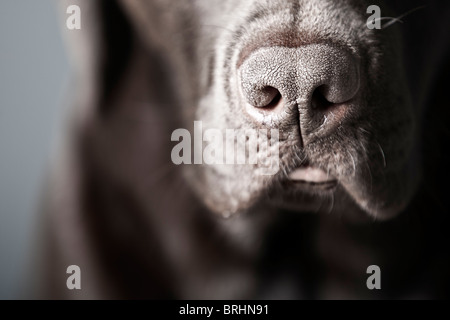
left=286, top=166, right=338, bottom=190
left=288, top=166, right=335, bottom=183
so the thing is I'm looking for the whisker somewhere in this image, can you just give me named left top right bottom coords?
left=376, top=17, right=404, bottom=22
left=327, top=192, right=335, bottom=214
left=365, top=161, right=373, bottom=192
left=377, top=142, right=387, bottom=168
left=379, top=5, right=427, bottom=29
left=349, top=152, right=356, bottom=178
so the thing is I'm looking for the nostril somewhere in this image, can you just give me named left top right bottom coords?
left=311, top=85, right=335, bottom=111
left=254, top=86, right=281, bottom=109
left=260, top=86, right=282, bottom=109
left=249, top=86, right=282, bottom=109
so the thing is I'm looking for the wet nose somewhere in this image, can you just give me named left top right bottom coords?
left=238, top=44, right=360, bottom=135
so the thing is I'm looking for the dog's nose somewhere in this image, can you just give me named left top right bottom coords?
left=238, top=44, right=360, bottom=138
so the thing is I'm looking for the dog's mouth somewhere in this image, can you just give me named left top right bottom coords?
left=285, top=166, right=338, bottom=192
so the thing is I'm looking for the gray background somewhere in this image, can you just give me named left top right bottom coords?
left=0, top=0, right=69, bottom=299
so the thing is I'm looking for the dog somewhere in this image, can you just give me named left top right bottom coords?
left=41, top=0, right=450, bottom=299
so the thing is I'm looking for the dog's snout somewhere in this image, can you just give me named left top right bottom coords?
left=238, top=44, right=360, bottom=135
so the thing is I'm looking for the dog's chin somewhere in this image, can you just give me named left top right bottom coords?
left=191, top=162, right=414, bottom=221
left=188, top=165, right=338, bottom=217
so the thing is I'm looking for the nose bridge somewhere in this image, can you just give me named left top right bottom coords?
left=238, top=43, right=360, bottom=128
